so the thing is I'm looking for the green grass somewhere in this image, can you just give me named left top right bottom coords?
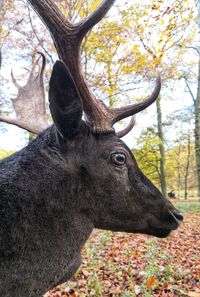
left=174, top=201, right=200, bottom=213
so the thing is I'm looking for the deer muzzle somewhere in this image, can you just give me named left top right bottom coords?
left=168, top=209, right=183, bottom=226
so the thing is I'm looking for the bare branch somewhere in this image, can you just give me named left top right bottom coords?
left=27, top=4, right=54, bottom=64
left=139, top=36, right=157, bottom=60
left=185, top=45, right=200, bottom=56
left=184, top=76, right=195, bottom=103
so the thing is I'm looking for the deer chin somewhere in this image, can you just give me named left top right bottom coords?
left=144, top=227, right=173, bottom=238
left=145, top=218, right=181, bottom=238
left=104, top=225, right=173, bottom=238
left=142, top=208, right=183, bottom=238
left=145, top=219, right=180, bottom=237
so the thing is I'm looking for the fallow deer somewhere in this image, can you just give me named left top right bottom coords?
left=0, top=1, right=183, bottom=296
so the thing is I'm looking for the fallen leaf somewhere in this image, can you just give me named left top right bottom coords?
left=188, top=292, right=200, bottom=297
left=146, top=276, right=156, bottom=289
left=134, top=285, right=141, bottom=295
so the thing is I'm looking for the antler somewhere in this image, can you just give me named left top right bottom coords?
left=115, top=116, right=136, bottom=138
left=27, top=0, right=161, bottom=135
left=0, top=52, right=48, bottom=134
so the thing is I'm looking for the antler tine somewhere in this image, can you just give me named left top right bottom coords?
left=11, top=70, right=21, bottom=89
left=115, top=116, right=136, bottom=138
left=0, top=116, right=41, bottom=133
left=77, top=0, right=116, bottom=39
left=36, top=51, right=46, bottom=80
left=111, top=70, right=161, bottom=125
left=26, top=55, right=41, bottom=85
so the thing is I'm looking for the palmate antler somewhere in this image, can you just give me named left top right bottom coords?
left=0, top=52, right=48, bottom=134
left=27, top=0, right=161, bottom=136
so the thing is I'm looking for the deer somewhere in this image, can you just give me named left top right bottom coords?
left=0, top=1, right=183, bottom=296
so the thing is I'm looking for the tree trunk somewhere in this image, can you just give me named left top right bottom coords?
left=184, top=133, right=191, bottom=200
left=177, top=141, right=181, bottom=200
left=195, top=0, right=200, bottom=201
left=156, top=96, right=167, bottom=197
left=194, top=56, right=200, bottom=199
left=0, top=0, right=5, bottom=69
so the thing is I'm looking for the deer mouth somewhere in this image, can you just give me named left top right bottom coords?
left=146, top=209, right=183, bottom=238
left=145, top=222, right=178, bottom=238
left=168, top=209, right=183, bottom=226
left=146, top=226, right=173, bottom=238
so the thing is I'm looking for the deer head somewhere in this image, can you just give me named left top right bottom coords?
left=47, top=59, right=182, bottom=238
left=0, top=1, right=183, bottom=296
left=25, top=0, right=183, bottom=232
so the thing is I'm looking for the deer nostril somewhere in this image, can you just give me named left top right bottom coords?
left=169, top=209, right=183, bottom=225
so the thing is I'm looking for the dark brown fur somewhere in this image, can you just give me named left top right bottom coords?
left=0, top=62, right=183, bottom=297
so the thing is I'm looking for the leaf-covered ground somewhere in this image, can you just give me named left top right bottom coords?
left=44, top=213, right=200, bottom=297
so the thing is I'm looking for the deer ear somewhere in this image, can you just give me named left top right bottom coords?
left=49, top=61, right=83, bottom=139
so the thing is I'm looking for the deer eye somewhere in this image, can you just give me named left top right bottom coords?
left=110, top=152, right=126, bottom=166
